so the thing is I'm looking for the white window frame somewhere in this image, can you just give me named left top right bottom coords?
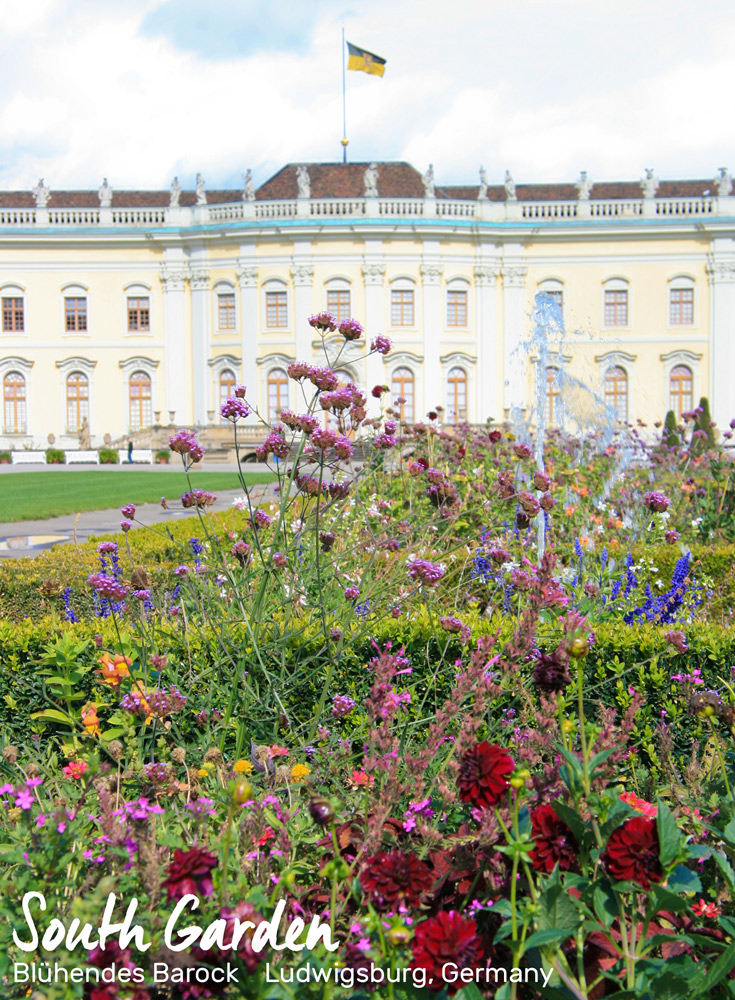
left=667, top=274, right=697, bottom=330
left=660, top=349, right=702, bottom=417
left=440, top=351, right=476, bottom=423
left=61, top=282, right=90, bottom=338
left=123, top=282, right=153, bottom=337
left=1, top=283, right=26, bottom=337
left=118, top=356, right=159, bottom=433
left=445, top=277, right=470, bottom=330
left=263, top=279, right=290, bottom=332
left=214, top=280, right=237, bottom=334
left=324, top=276, right=352, bottom=323
left=55, top=356, right=97, bottom=436
left=601, top=276, right=631, bottom=331
left=256, top=352, right=294, bottom=419
left=0, top=356, right=33, bottom=437
left=389, top=277, right=417, bottom=330
left=387, top=351, right=422, bottom=422
left=208, top=354, right=242, bottom=422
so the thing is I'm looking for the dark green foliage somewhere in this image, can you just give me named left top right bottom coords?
left=663, top=409, right=680, bottom=447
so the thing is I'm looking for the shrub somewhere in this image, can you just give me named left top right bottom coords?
left=0, top=450, right=10, bottom=463
left=155, top=448, right=171, bottom=463
left=97, top=447, right=118, bottom=464
left=663, top=408, right=680, bottom=447
left=44, top=447, right=65, bottom=464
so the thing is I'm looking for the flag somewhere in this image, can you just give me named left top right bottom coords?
left=346, top=41, right=386, bottom=77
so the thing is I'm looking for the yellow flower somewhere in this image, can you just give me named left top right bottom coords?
left=197, top=768, right=209, bottom=778
left=233, top=759, right=253, bottom=774
left=290, top=763, right=310, bottom=782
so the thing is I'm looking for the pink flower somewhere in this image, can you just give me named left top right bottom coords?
left=62, top=761, right=89, bottom=781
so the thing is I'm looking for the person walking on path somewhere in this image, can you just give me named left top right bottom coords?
left=127, top=440, right=133, bottom=464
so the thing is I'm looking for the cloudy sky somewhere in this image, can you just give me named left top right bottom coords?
left=2, top=0, right=734, bottom=192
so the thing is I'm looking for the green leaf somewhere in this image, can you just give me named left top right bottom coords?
left=593, top=880, right=618, bottom=928
left=523, top=927, right=575, bottom=950
left=651, top=884, right=690, bottom=914
left=710, top=850, right=735, bottom=897
left=551, top=800, right=588, bottom=844
left=692, top=937, right=735, bottom=995
left=536, top=874, right=581, bottom=935
left=657, top=799, right=683, bottom=868
left=666, top=865, right=701, bottom=895
left=589, top=746, right=619, bottom=772
left=455, top=985, right=485, bottom=1000
left=29, top=709, right=74, bottom=726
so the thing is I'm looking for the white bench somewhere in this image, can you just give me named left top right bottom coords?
left=65, top=450, right=100, bottom=465
left=117, top=449, right=153, bottom=464
left=11, top=451, right=46, bottom=465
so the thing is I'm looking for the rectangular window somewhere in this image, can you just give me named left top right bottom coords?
left=670, top=288, right=694, bottom=325
left=217, top=293, right=236, bottom=330
left=391, top=289, right=414, bottom=326
left=2, top=297, right=24, bottom=332
left=266, top=291, right=288, bottom=328
left=127, top=296, right=150, bottom=332
left=604, top=290, right=628, bottom=327
left=327, top=289, right=351, bottom=323
left=446, top=289, right=467, bottom=327
left=65, top=297, right=88, bottom=332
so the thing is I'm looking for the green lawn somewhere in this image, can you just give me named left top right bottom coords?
left=0, top=470, right=274, bottom=522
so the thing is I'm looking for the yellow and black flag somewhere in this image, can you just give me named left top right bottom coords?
left=346, top=41, right=386, bottom=77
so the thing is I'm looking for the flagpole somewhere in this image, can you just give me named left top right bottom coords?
left=341, top=27, right=348, bottom=164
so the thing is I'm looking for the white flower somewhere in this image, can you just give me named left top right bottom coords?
left=291, top=518, right=304, bottom=534
left=231, top=495, right=248, bottom=510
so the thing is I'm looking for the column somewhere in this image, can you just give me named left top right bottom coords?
left=160, top=267, right=189, bottom=425
left=501, top=265, right=528, bottom=415
left=189, top=269, right=211, bottom=426
left=362, top=258, right=386, bottom=392
left=421, top=262, right=443, bottom=412
left=290, top=261, right=314, bottom=362
left=706, top=256, right=735, bottom=429
left=474, top=265, right=499, bottom=423
left=237, top=258, right=258, bottom=421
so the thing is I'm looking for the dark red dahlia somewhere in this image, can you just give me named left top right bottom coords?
left=220, top=901, right=266, bottom=972
left=86, top=943, right=145, bottom=1000
left=410, top=911, right=482, bottom=995
left=532, top=649, right=571, bottom=694
left=603, top=817, right=663, bottom=889
left=360, top=849, right=434, bottom=910
left=529, top=805, right=578, bottom=872
left=162, top=845, right=218, bottom=901
left=457, top=742, right=514, bottom=809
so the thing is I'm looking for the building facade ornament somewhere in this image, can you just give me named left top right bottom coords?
left=501, top=266, right=527, bottom=288
left=98, top=178, right=112, bottom=207
left=189, top=271, right=211, bottom=291
left=363, top=163, right=379, bottom=198
left=473, top=265, right=498, bottom=286
left=236, top=264, right=258, bottom=288
left=362, top=261, right=386, bottom=285
left=296, top=165, right=310, bottom=199
left=575, top=170, right=593, bottom=200
left=243, top=169, right=255, bottom=202
left=504, top=170, right=517, bottom=201
left=420, top=263, right=443, bottom=285
left=706, top=257, right=735, bottom=283
left=169, top=177, right=181, bottom=207
left=478, top=167, right=488, bottom=200
left=159, top=269, right=189, bottom=292
left=641, top=168, right=659, bottom=199
left=290, top=263, right=314, bottom=286
left=422, top=164, right=435, bottom=198
left=32, top=179, right=50, bottom=208
left=716, top=167, right=733, bottom=197
left=195, top=173, right=207, bottom=206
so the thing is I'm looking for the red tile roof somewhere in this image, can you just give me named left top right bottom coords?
left=0, top=167, right=720, bottom=209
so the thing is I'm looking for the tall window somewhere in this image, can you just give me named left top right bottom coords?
left=545, top=367, right=561, bottom=428
left=392, top=367, right=414, bottom=422
left=266, top=291, right=288, bottom=328
left=604, top=366, right=628, bottom=422
left=391, top=289, right=414, bottom=326
left=604, top=289, right=628, bottom=327
left=66, top=372, right=89, bottom=432
left=2, top=297, right=24, bottom=332
left=670, top=365, right=693, bottom=417
left=267, top=368, right=289, bottom=421
left=65, top=296, right=88, bottom=332
left=447, top=290, right=468, bottom=327
left=219, top=368, right=237, bottom=424
left=446, top=367, right=467, bottom=424
left=127, top=296, right=150, bottom=332
left=327, top=289, right=351, bottom=323
left=129, top=371, right=152, bottom=431
left=670, top=288, right=694, bottom=325
left=218, top=293, right=236, bottom=330
left=3, top=372, right=26, bottom=433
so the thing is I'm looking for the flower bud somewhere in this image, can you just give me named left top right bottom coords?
left=566, top=635, right=589, bottom=659
left=387, top=926, right=411, bottom=947
left=309, top=796, right=335, bottom=826
left=233, top=780, right=252, bottom=805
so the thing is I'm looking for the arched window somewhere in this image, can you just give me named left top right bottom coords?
left=129, top=371, right=152, bottom=431
left=604, top=366, right=628, bottom=422
left=392, top=367, right=414, bottom=422
left=446, top=367, right=467, bottom=424
left=219, top=368, right=237, bottom=424
left=670, top=365, right=693, bottom=417
left=267, top=368, right=289, bottom=421
left=66, top=371, right=89, bottom=432
left=545, top=367, right=561, bottom=428
left=3, top=372, right=26, bottom=433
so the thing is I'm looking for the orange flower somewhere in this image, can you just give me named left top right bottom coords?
left=98, top=652, right=131, bottom=687
left=81, top=702, right=100, bottom=738
left=269, top=745, right=289, bottom=758
left=349, top=769, right=375, bottom=788
left=619, top=791, right=658, bottom=818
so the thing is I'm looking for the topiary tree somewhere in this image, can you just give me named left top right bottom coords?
left=696, top=396, right=716, bottom=447
left=662, top=409, right=680, bottom=447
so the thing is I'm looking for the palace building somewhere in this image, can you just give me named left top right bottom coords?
left=1, top=161, right=734, bottom=451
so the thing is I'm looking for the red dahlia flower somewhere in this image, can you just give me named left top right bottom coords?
left=360, top=849, right=434, bottom=910
left=410, top=911, right=482, bottom=995
left=602, top=816, right=663, bottom=889
left=457, top=742, right=514, bottom=809
left=162, top=846, right=218, bottom=901
left=529, top=805, right=578, bottom=872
